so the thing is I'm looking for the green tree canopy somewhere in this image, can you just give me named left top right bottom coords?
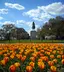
left=1, top=24, right=29, bottom=40
left=37, top=16, right=64, bottom=40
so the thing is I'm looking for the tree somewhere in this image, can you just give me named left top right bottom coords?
left=37, top=28, right=45, bottom=39
left=2, top=24, right=29, bottom=40
left=10, top=28, right=17, bottom=40
left=16, top=28, right=29, bottom=40
left=49, top=16, right=64, bottom=39
left=2, top=24, right=16, bottom=40
left=32, top=22, right=35, bottom=30
left=0, top=29, right=5, bottom=40
left=37, top=16, right=64, bottom=40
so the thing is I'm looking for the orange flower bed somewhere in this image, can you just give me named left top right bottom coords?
left=0, top=43, right=64, bottom=72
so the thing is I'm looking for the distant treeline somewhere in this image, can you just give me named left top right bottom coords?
left=0, top=16, right=64, bottom=40
left=37, top=16, right=64, bottom=40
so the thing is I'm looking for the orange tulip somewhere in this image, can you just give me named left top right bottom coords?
left=52, top=50, right=56, bottom=54
left=9, top=65, right=16, bottom=72
left=39, top=53, right=44, bottom=57
left=47, top=52, right=50, bottom=55
left=50, top=55, right=55, bottom=59
left=32, top=53, right=37, bottom=58
left=38, top=62, right=45, bottom=69
left=0, top=51, right=3, bottom=55
left=14, top=62, right=20, bottom=67
left=38, top=59, right=42, bottom=62
left=26, top=66, right=32, bottom=72
left=57, top=55, right=61, bottom=58
left=3, top=57, right=9, bottom=63
left=10, top=55, right=14, bottom=59
left=7, top=53, right=10, bottom=56
left=29, top=62, right=35, bottom=68
left=0, top=43, right=64, bottom=72
left=21, top=56, right=26, bottom=62
left=53, top=59, right=57, bottom=63
left=4, top=54, right=8, bottom=57
left=61, top=59, right=64, bottom=64
left=48, top=61, right=54, bottom=66
left=30, top=57, right=35, bottom=62
left=0, top=60, right=6, bottom=66
left=50, top=66, right=56, bottom=72
left=40, top=56, right=48, bottom=62
left=62, top=55, right=64, bottom=59
left=16, top=54, right=22, bottom=59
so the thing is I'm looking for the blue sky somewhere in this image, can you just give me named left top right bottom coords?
left=0, top=0, right=64, bottom=34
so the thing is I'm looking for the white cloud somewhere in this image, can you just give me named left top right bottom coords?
left=5, top=2, right=25, bottom=10
left=0, top=21, right=15, bottom=25
left=23, top=9, right=40, bottom=18
left=38, top=2, right=64, bottom=15
left=23, top=8, right=52, bottom=21
left=0, top=17, right=3, bottom=20
left=23, top=2, right=64, bottom=21
left=0, top=20, right=39, bottom=35
left=17, top=20, right=39, bottom=28
left=16, top=20, right=39, bottom=34
left=17, top=20, right=32, bottom=34
left=16, top=20, right=32, bottom=27
left=3, top=21, right=15, bottom=25
left=0, top=9, right=8, bottom=14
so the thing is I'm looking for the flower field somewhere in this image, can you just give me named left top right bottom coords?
left=0, top=43, right=64, bottom=72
